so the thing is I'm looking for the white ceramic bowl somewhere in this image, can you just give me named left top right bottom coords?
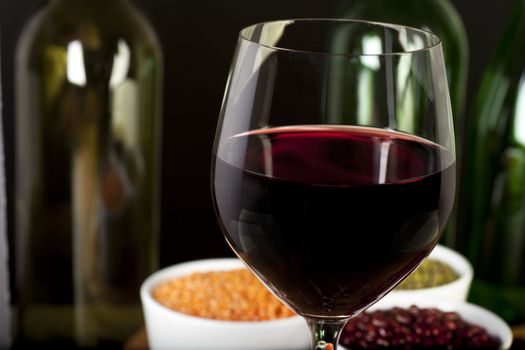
left=378, top=244, right=474, bottom=305
left=366, top=298, right=513, bottom=350
left=140, top=258, right=311, bottom=350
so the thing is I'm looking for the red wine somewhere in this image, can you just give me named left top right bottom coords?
left=212, top=125, right=455, bottom=318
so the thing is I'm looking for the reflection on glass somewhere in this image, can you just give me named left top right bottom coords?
left=67, top=40, right=87, bottom=87
left=513, top=76, right=525, bottom=145
left=109, top=40, right=131, bottom=88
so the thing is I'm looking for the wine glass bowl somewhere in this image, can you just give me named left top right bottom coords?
left=212, top=19, right=455, bottom=349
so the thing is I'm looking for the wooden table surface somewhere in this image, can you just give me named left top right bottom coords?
left=126, top=325, right=525, bottom=350
left=124, top=328, right=148, bottom=350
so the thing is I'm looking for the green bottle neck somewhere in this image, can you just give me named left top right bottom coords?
left=512, top=0, right=525, bottom=21
left=514, top=0, right=525, bottom=19
left=507, top=0, right=525, bottom=42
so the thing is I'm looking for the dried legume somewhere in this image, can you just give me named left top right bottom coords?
left=152, top=268, right=296, bottom=321
left=340, top=306, right=501, bottom=349
left=396, top=259, right=459, bottom=290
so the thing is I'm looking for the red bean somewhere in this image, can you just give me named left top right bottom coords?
left=340, top=306, right=501, bottom=349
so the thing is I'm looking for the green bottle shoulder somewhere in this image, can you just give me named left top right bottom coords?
left=472, top=8, right=525, bottom=119
left=336, top=0, right=467, bottom=47
left=16, top=1, right=161, bottom=66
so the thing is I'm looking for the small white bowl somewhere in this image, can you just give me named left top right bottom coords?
left=378, top=244, right=474, bottom=305
left=366, top=298, right=513, bottom=350
left=140, top=258, right=311, bottom=350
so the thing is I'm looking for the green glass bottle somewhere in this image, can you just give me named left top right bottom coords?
left=335, top=0, right=468, bottom=124
left=334, top=0, right=469, bottom=248
left=15, top=0, right=162, bottom=347
left=0, top=40, right=11, bottom=349
left=457, top=0, right=525, bottom=325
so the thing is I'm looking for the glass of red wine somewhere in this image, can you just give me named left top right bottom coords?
left=212, top=19, right=455, bottom=349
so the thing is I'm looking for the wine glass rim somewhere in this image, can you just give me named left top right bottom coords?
left=239, top=18, right=442, bottom=57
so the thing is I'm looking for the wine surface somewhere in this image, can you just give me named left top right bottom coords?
left=213, top=125, right=455, bottom=317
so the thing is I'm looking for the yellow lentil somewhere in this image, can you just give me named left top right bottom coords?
left=152, top=268, right=296, bottom=321
left=396, top=259, right=459, bottom=290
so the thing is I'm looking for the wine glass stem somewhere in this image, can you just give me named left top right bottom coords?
left=306, top=318, right=348, bottom=350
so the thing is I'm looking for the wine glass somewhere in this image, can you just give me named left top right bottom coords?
left=212, top=19, right=455, bottom=349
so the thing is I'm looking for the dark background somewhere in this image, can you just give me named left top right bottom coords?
left=0, top=0, right=516, bottom=269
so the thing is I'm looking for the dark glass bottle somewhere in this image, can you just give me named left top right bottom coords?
left=457, top=0, right=525, bottom=325
left=0, top=41, right=11, bottom=349
left=335, top=0, right=468, bottom=123
left=15, top=0, right=162, bottom=347
left=334, top=0, right=469, bottom=248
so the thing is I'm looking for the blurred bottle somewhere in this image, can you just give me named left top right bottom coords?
left=15, top=0, right=162, bottom=347
left=457, top=0, right=525, bottom=325
left=334, top=0, right=469, bottom=248
left=335, top=0, right=468, bottom=129
left=0, top=36, right=12, bottom=349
